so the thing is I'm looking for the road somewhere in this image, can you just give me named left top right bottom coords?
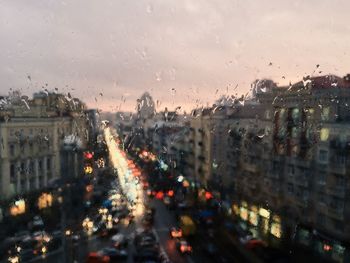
left=28, top=126, right=242, bottom=263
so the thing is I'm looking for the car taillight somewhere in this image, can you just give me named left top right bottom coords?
left=102, top=255, right=110, bottom=262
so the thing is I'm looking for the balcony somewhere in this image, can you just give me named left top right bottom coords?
left=295, top=179, right=309, bottom=187
left=241, top=162, right=258, bottom=173
left=326, top=186, right=346, bottom=198
left=329, top=162, right=347, bottom=175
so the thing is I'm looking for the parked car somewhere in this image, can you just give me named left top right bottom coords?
left=169, top=227, right=182, bottom=238
left=176, top=239, right=192, bottom=254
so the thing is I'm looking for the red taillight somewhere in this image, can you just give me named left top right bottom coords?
left=180, top=245, right=186, bottom=252
left=155, top=191, right=164, bottom=200
left=102, top=255, right=110, bottom=262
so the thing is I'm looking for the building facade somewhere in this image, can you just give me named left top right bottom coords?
left=0, top=92, right=88, bottom=199
left=189, top=75, right=350, bottom=262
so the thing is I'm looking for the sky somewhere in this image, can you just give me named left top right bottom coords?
left=0, top=0, right=350, bottom=112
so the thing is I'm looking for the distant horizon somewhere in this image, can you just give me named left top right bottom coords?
left=2, top=71, right=349, bottom=114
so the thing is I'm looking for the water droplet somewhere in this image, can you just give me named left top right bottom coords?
left=21, top=99, right=30, bottom=110
left=155, top=72, right=162, bottom=82
left=170, top=88, right=176, bottom=96
left=146, top=4, right=153, bottom=13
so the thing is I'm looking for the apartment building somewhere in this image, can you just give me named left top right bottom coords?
left=0, top=91, right=88, bottom=199
left=187, top=76, right=350, bottom=261
left=223, top=75, right=350, bottom=262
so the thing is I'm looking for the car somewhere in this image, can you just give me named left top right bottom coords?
left=111, top=234, right=128, bottom=248
left=87, top=252, right=110, bottom=263
left=244, top=238, right=267, bottom=250
left=134, top=231, right=156, bottom=246
left=14, top=231, right=31, bottom=241
left=18, top=248, right=36, bottom=261
left=31, top=216, right=45, bottom=231
left=32, top=231, right=51, bottom=242
left=100, top=225, right=119, bottom=238
left=176, top=240, right=192, bottom=254
left=239, top=233, right=255, bottom=244
left=99, top=247, right=128, bottom=261
left=134, top=248, right=160, bottom=262
left=169, top=227, right=182, bottom=238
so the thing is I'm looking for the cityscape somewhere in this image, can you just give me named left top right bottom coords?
left=1, top=1, right=350, bottom=263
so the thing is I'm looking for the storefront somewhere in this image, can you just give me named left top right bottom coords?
left=296, top=226, right=349, bottom=263
left=232, top=200, right=283, bottom=244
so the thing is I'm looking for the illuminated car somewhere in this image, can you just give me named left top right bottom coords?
left=170, top=227, right=182, bottom=238
left=176, top=240, right=192, bottom=254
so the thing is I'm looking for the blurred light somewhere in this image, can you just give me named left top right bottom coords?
left=86, top=184, right=93, bottom=192
left=259, top=208, right=270, bottom=219
left=183, top=180, right=190, bottom=188
left=324, top=244, right=332, bottom=251
left=155, top=191, right=164, bottom=200
left=177, top=175, right=184, bottom=182
left=10, top=199, right=25, bottom=216
left=41, top=246, right=47, bottom=254
left=167, top=190, right=174, bottom=197
left=84, top=166, right=93, bottom=174
left=38, top=193, right=53, bottom=209
left=84, top=152, right=93, bottom=159
left=8, top=256, right=19, bottom=263
left=205, top=191, right=213, bottom=200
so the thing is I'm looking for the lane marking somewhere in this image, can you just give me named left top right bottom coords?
left=152, top=228, right=170, bottom=262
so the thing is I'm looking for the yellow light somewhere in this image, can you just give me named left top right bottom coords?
left=38, top=193, right=53, bottom=209
left=65, top=230, right=71, bottom=236
left=41, top=246, right=47, bottom=254
left=10, top=199, right=26, bottom=216
left=259, top=208, right=270, bottom=219
left=8, top=256, right=19, bottom=263
left=320, top=128, right=329, bottom=141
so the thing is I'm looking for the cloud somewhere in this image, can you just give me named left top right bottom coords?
left=0, top=0, right=350, bottom=111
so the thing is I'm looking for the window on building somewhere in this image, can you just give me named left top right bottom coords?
left=10, top=164, right=16, bottom=183
left=292, top=108, right=299, bottom=120
left=47, top=158, right=51, bottom=170
left=321, top=106, right=330, bottom=121
left=20, top=162, right=25, bottom=174
left=9, top=144, right=15, bottom=156
left=319, top=150, right=328, bottom=163
left=318, top=193, right=326, bottom=205
left=288, top=165, right=295, bottom=176
left=318, top=172, right=327, bottom=185
left=320, top=128, right=329, bottom=141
